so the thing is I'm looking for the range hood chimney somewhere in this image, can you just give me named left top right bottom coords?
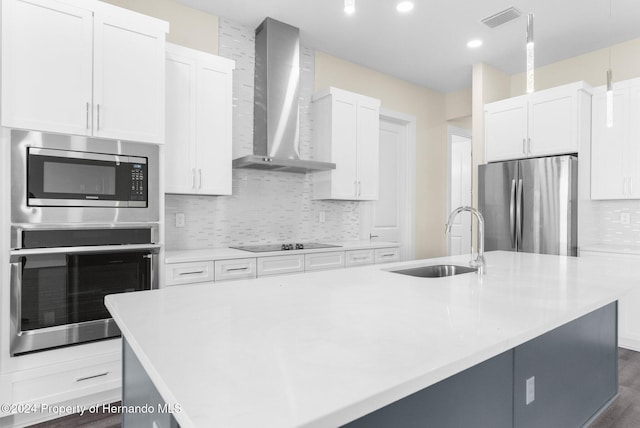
left=232, top=17, right=336, bottom=174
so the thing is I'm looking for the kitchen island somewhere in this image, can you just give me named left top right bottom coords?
left=105, top=251, right=635, bottom=428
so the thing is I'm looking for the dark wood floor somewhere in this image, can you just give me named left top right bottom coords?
left=30, top=403, right=121, bottom=428
left=30, top=348, right=640, bottom=428
left=591, top=348, right=640, bottom=428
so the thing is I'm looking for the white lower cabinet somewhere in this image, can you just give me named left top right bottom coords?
left=257, top=255, right=304, bottom=277
left=345, top=249, right=375, bottom=267
left=374, top=247, right=400, bottom=264
left=164, top=246, right=400, bottom=286
left=11, top=359, right=120, bottom=405
left=215, top=258, right=257, bottom=282
left=580, top=250, right=640, bottom=351
left=165, top=260, right=214, bottom=286
left=305, top=251, right=345, bottom=271
left=0, top=352, right=120, bottom=426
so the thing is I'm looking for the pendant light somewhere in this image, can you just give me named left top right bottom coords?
left=344, top=0, right=355, bottom=14
left=606, top=0, right=614, bottom=128
left=526, top=13, right=535, bottom=94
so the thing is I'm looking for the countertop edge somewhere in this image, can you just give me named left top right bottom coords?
left=164, top=241, right=400, bottom=264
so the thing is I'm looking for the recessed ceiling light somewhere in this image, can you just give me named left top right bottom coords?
left=396, top=1, right=414, bottom=13
left=467, top=39, right=483, bottom=48
left=344, top=0, right=355, bottom=14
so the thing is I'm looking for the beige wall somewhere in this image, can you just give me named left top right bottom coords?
left=103, top=0, right=219, bottom=54
left=471, top=63, right=510, bottom=206
left=445, top=88, right=472, bottom=121
left=510, top=37, right=640, bottom=96
left=315, top=51, right=447, bottom=259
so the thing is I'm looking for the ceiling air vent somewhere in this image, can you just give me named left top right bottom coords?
left=481, top=7, right=522, bottom=28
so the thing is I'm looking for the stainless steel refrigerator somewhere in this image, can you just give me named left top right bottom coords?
left=478, top=155, right=577, bottom=256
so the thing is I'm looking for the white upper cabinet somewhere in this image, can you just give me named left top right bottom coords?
left=485, top=81, right=592, bottom=162
left=165, top=43, right=235, bottom=195
left=485, top=95, right=528, bottom=162
left=591, top=78, right=640, bottom=200
left=1, top=0, right=168, bottom=143
left=92, top=7, right=167, bottom=143
left=312, top=87, right=381, bottom=200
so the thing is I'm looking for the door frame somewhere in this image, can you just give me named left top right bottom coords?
left=447, top=125, right=473, bottom=256
left=375, top=108, right=416, bottom=261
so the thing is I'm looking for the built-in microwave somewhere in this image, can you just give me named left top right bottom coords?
left=27, top=147, right=148, bottom=207
left=11, top=129, right=159, bottom=225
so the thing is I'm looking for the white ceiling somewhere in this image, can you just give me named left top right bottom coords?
left=176, top=0, right=640, bottom=93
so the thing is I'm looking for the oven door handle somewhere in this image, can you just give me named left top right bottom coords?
left=10, top=244, right=161, bottom=259
left=10, top=261, right=22, bottom=339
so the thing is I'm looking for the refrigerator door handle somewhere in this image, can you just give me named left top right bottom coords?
left=510, top=179, right=517, bottom=248
left=516, top=178, right=524, bottom=245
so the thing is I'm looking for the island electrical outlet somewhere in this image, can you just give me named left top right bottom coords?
left=526, top=376, right=535, bottom=405
left=175, top=212, right=185, bottom=228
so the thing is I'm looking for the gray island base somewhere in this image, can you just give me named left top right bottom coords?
left=122, top=303, right=617, bottom=428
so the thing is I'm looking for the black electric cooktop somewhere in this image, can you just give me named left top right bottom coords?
left=231, top=243, right=342, bottom=253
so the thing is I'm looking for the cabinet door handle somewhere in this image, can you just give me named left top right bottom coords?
left=199, top=169, right=203, bottom=189
left=527, top=138, right=531, bottom=155
left=86, top=102, right=90, bottom=129
left=76, top=372, right=109, bottom=382
left=225, top=267, right=249, bottom=272
left=96, top=104, right=100, bottom=130
left=358, top=181, right=362, bottom=197
left=192, top=168, right=196, bottom=189
left=522, top=138, right=526, bottom=154
left=179, top=270, right=205, bottom=276
left=354, top=180, right=358, bottom=197
left=369, top=233, right=379, bottom=239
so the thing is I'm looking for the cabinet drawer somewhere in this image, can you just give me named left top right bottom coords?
left=375, top=247, right=400, bottom=264
left=215, top=258, right=257, bottom=282
left=165, top=261, right=214, bottom=286
left=257, top=255, right=304, bottom=277
left=12, top=359, right=121, bottom=405
left=305, top=251, right=345, bottom=271
left=345, top=249, right=374, bottom=267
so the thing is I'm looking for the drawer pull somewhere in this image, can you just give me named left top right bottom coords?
left=76, top=372, right=109, bottom=382
left=179, top=270, right=205, bottom=276
left=225, top=267, right=249, bottom=272
left=381, top=253, right=395, bottom=257
left=352, top=256, right=369, bottom=261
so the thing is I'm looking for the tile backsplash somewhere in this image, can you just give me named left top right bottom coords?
left=581, top=200, right=640, bottom=247
left=164, top=18, right=360, bottom=250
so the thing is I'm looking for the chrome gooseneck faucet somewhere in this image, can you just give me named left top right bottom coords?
left=445, top=206, right=486, bottom=275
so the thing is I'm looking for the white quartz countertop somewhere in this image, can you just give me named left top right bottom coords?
left=164, top=240, right=399, bottom=263
left=105, top=251, right=635, bottom=428
left=580, top=244, right=640, bottom=256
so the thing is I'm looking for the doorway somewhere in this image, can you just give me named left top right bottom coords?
left=447, top=126, right=472, bottom=256
left=361, top=109, right=416, bottom=261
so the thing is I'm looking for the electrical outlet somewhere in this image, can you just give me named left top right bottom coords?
left=175, top=212, right=185, bottom=228
left=526, top=376, right=535, bottom=405
left=319, top=211, right=326, bottom=223
left=621, top=213, right=631, bottom=225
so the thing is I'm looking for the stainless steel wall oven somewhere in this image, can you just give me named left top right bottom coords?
left=9, top=130, right=161, bottom=355
left=10, top=226, right=159, bottom=356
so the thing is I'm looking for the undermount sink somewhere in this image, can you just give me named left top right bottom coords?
left=390, top=264, right=478, bottom=278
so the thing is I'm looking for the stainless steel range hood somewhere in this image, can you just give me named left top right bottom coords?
left=232, top=17, right=335, bottom=174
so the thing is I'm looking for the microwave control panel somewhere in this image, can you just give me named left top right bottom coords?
left=129, top=163, right=146, bottom=201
